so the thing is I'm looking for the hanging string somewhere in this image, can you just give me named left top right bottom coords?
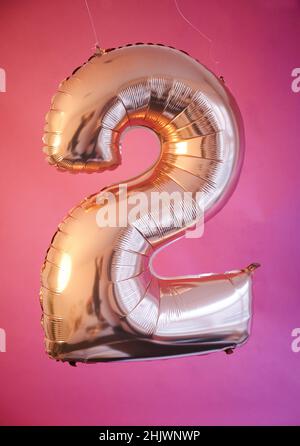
left=174, top=0, right=219, bottom=66
left=83, top=0, right=219, bottom=62
left=84, top=0, right=101, bottom=52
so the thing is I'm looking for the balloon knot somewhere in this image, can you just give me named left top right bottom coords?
left=244, top=263, right=261, bottom=273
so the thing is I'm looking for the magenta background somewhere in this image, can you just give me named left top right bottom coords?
left=0, top=0, right=300, bottom=426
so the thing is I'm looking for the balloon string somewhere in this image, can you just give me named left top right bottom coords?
left=84, top=0, right=100, bottom=51
left=174, top=0, right=220, bottom=66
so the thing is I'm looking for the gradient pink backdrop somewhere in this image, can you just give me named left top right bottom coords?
left=0, top=0, right=300, bottom=425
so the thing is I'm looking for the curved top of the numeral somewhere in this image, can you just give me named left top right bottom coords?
left=42, top=43, right=244, bottom=219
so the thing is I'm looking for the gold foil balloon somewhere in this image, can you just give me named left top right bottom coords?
left=41, top=43, right=259, bottom=364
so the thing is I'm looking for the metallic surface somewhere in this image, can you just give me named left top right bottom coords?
left=41, top=44, right=258, bottom=363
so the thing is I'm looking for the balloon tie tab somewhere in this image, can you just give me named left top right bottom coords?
left=95, top=45, right=106, bottom=56
left=244, top=263, right=261, bottom=273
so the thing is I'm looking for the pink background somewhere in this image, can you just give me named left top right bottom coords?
left=0, top=0, right=300, bottom=425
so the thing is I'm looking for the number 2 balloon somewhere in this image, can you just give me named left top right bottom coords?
left=40, top=43, right=259, bottom=364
